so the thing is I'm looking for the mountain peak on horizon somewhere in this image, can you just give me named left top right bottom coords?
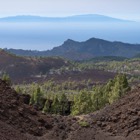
left=64, top=39, right=79, bottom=43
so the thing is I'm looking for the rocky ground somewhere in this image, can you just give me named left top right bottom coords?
left=0, top=79, right=140, bottom=140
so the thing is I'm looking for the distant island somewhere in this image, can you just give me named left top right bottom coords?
left=0, top=14, right=133, bottom=22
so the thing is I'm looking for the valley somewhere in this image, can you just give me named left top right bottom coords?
left=0, top=38, right=140, bottom=140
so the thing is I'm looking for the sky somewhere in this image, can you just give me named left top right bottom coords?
left=0, top=0, right=140, bottom=21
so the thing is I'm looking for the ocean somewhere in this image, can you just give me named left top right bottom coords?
left=0, top=21, right=140, bottom=50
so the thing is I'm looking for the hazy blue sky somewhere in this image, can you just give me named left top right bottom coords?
left=0, top=0, right=140, bottom=21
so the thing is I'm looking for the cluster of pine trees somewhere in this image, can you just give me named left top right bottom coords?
left=28, top=74, right=130, bottom=115
left=72, top=74, right=130, bottom=115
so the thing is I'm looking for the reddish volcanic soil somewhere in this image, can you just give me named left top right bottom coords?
left=0, top=79, right=78, bottom=140
left=0, top=79, right=140, bottom=140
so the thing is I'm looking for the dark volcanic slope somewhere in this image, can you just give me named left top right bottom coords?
left=0, top=79, right=78, bottom=140
left=0, top=121, right=29, bottom=140
left=95, top=86, right=140, bottom=138
left=0, top=50, right=69, bottom=82
left=68, top=86, right=140, bottom=140
left=0, top=79, right=53, bottom=138
left=5, top=38, right=140, bottom=60
left=1, top=78, right=140, bottom=140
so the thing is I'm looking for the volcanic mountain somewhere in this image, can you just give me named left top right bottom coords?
left=5, top=38, right=140, bottom=60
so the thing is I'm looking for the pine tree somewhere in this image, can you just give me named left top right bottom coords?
left=51, top=95, right=60, bottom=114
left=59, top=93, right=69, bottom=115
left=15, top=86, right=22, bottom=94
left=42, top=99, right=50, bottom=113
left=29, top=86, right=43, bottom=108
left=71, top=91, right=92, bottom=115
left=109, top=74, right=130, bottom=104
left=2, top=73, right=11, bottom=85
left=29, top=92, right=35, bottom=105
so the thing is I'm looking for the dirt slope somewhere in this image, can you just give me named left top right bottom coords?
left=0, top=79, right=77, bottom=140
left=0, top=120, right=30, bottom=140
left=0, top=79, right=54, bottom=139
left=0, top=50, right=69, bottom=83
